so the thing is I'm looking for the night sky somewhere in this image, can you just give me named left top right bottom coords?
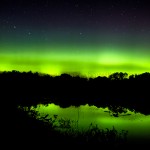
left=0, top=0, right=150, bottom=77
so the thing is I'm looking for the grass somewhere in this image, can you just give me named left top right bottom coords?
left=18, top=107, right=128, bottom=148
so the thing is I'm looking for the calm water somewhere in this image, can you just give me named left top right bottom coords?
left=33, top=103, right=150, bottom=141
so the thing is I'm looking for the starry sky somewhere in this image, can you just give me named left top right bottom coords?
left=0, top=0, right=150, bottom=77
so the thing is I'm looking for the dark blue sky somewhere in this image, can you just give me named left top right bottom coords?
left=0, top=0, right=150, bottom=45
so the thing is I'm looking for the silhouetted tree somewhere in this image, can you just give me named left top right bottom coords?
left=0, top=70, right=150, bottom=115
left=108, top=72, right=128, bottom=80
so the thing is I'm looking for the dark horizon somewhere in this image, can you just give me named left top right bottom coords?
left=1, top=70, right=150, bottom=148
left=1, top=70, right=150, bottom=115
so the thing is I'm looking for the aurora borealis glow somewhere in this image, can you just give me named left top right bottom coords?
left=0, top=0, right=150, bottom=77
left=1, top=43, right=150, bottom=77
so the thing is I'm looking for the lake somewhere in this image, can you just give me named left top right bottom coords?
left=32, top=103, right=150, bottom=142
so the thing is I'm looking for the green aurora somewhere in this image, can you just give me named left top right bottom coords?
left=0, top=0, right=150, bottom=78
left=1, top=42, right=150, bottom=77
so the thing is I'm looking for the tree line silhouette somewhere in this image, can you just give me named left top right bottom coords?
left=1, top=70, right=150, bottom=115
left=1, top=70, right=150, bottom=148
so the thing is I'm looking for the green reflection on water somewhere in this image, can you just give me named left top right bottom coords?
left=33, top=103, right=150, bottom=140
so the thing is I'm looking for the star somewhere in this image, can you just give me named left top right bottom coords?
left=28, top=32, right=31, bottom=35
